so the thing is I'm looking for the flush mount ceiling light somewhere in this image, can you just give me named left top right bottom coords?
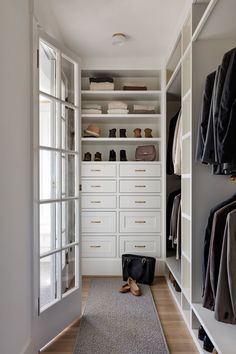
left=112, top=33, right=127, bottom=46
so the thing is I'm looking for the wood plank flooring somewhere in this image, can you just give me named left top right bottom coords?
left=41, top=277, right=198, bottom=354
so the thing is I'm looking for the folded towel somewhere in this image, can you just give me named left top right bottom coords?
left=82, top=104, right=102, bottom=110
left=133, top=104, right=155, bottom=111
left=90, top=82, right=115, bottom=91
left=107, top=109, right=129, bottom=114
left=89, top=77, right=114, bottom=83
left=108, top=101, right=128, bottom=110
left=82, top=109, right=102, bottom=114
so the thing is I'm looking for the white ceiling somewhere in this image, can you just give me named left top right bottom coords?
left=47, top=0, right=191, bottom=60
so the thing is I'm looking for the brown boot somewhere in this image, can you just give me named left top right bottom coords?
left=144, top=128, right=153, bottom=138
left=133, top=128, right=142, bottom=138
left=128, top=277, right=141, bottom=296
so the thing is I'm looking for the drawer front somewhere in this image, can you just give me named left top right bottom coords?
left=82, top=195, right=117, bottom=209
left=120, top=236, right=161, bottom=257
left=120, top=211, right=161, bottom=233
left=82, top=163, right=116, bottom=177
left=119, top=195, right=161, bottom=209
left=82, top=237, right=116, bottom=258
left=82, top=179, right=116, bottom=193
left=82, top=212, right=116, bottom=233
left=119, top=180, right=161, bottom=193
left=119, top=164, right=161, bottom=177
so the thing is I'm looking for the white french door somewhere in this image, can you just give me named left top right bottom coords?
left=33, top=28, right=81, bottom=350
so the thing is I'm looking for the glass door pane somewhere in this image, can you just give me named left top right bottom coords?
left=40, top=253, right=60, bottom=309
left=61, top=56, right=75, bottom=104
left=39, top=41, right=57, bottom=96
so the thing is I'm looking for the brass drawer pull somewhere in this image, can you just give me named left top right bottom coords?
left=90, top=245, right=101, bottom=248
left=135, top=185, right=146, bottom=188
left=135, top=169, right=146, bottom=172
left=91, top=169, right=101, bottom=172
left=134, top=245, right=146, bottom=248
left=135, top=201, right=146, bottom=204
left=91, top=185, right=101, bottom=188
left=90, top=201, right=101, bottom=204
left=90, top=220, right=101, bottom=224
left=135, top=221, right=146, bottom=224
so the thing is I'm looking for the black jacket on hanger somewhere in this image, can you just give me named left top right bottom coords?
left=166, top=189, right=181, bottom=251
left=196, top=71, right=216, bottom=162
left=202, top=193, right=236, bottom=296
left=167, top=110, right=180, bottom=175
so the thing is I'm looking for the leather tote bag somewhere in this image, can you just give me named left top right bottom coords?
left=122, top=254, right=156, bottom=285
left=135, top=145, right=156, bottom=161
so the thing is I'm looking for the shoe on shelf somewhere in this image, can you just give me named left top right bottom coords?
left=83, top=152, right=91, bottom=161
left=109, top=128, right=116, bottom=138
left=198, top=325, right=207, bottom=341
left=203, top=335, right=214, bottom=352
left=174, top=281, right=181, bottom=292
left=212, top=349, right=218, bottom=354
left=119, top=283, right=130, bottom=293
left=94, top=152, right=102, bottom=161
left=144, top=128, right=153, bottom=138
left=133, top=128, right=142, bottom=138
left=128, top=277, right=141, bottom=296
left=120, top=150, right=128, bottom=161
left=120, top=128, right=127, bottom=138
left=109, top=149, right=116, bottom=161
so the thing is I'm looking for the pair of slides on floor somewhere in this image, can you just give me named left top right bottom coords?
left=119, top=277, right=141, bottom=296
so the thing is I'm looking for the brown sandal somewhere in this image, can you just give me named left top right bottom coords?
left=119, top=283, right=130, bottom=293
left=128, top=277, right=142, bottom=296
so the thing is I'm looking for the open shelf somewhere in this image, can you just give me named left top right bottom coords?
left=166, top=277, right=182, bottom=310
left=166, top=256, right=181, bottom=285
left=192, top=0, right=218, bottom=41
left=82, top=138, right=161, bottom=144
left=81, top=90, right=161, bottom=101
left=192, top=303, right=236, bottom=354
left=82, top=114, right=162, bottom=124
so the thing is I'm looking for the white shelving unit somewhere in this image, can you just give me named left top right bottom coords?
left=81, top=69, right=165, bottom=276
left=165, top=1, right=236, bottom=353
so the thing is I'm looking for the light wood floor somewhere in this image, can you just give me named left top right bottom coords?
left=41, top=277, right=198, bottom=354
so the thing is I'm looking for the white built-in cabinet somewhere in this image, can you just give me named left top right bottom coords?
left=165, top=1, right=236, bottom=353
left=81, top=70, right=165, bottom=275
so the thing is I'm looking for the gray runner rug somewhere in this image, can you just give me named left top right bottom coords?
left=73, top=278, right=169, bottom=354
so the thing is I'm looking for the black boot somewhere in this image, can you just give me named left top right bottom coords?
left=120, top=150, right=127, bottom=161
left=109, top=128, right=116, bottom=138
left=120, top=129, right=127, bottom=138
left=198, top=325, right=206, bottom=341
left=94, top=152, right=102, bottom=161
left=109, top=150, right=116, bottom=161
left=83, top=152, right=91, bottom=161
left=203, top=335, right=214, bottom=352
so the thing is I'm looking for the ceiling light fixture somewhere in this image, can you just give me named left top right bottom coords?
left=112, top=33, right=126, bottom=46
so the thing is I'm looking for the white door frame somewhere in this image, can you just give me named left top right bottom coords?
left=32, top=19, right=82, bottom=350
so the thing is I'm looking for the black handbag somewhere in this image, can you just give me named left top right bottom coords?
left=122, top=254, right=156, bottom=285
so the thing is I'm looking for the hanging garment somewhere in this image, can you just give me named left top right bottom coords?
left=196, top=71, right=216, bottom=162
left=175, top=200, right=181, bottom=260
left=172, top=111, right=182, bottom=175
left=169, top=193, right=181, bottom=258
left=215, top=209, right=236, bottom=324
left=216, top=48, right=236, bottom=164
left=167, top=110, right=180, bottom=174
left=166, top=189, right=181, bottom=251
left=203, top=200, right=236, bottom=310
left=202, top=193, right=236, bottom=295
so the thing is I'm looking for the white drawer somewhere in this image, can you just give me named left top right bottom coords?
left=119, top=180, right=161, bottom=193
left=120, top=236, right=161, bottom=257
left=120, top=211, right=161, bottom=233
left=82, top=179, right=116, bottom=193
left=82, top=237, right=116, bottom=258
left=119, top=164, right=161, bottom=177
left=82, top=195, right=117, bottom=209
left=82, top=212, right=116, bottom=233
left=82, top=164, right=116, bottom=177
left=119, top=195, right=161, bottom=209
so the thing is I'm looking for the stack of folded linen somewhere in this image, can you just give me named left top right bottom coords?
left=123, top=83, right=147, bottom=91
left=89, top=77, right=114, bottom=91
left=107, top=101, right=129, bottom=114
left=82, top=104, right=102, bottom=114
left=133, top=104, right=156, bottom=114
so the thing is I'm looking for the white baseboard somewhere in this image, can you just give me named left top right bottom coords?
left=82, top=258, right=166, bottom=276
